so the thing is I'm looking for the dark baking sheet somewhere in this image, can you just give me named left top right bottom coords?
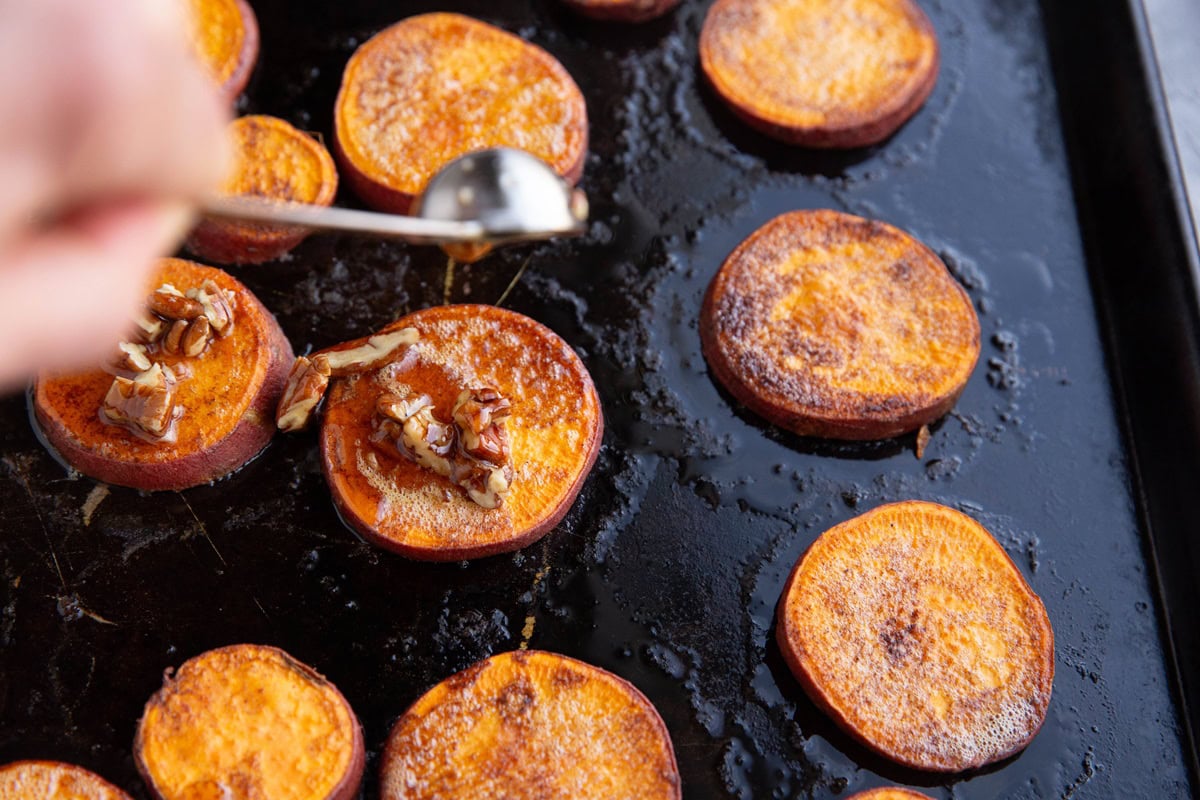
left=0, top=0, right=1196, bottom=797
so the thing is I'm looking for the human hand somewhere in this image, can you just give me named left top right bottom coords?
left=0, top=0, right=230, bottom=390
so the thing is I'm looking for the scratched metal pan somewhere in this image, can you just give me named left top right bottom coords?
left=0, top=0, right=1196, bottom=796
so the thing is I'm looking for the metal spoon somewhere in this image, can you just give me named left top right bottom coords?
left=197, top=147, right=588, bottom=246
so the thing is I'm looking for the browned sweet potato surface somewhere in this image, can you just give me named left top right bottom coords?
left=0, top=761, right=131, bottom=800
left=777, top=501, right=1054, bottom=772
left=334, top=13, right=587, bottom=213
left=700, top=209, right=979, bottom=440
left=699, top=0, right=938, bottom=146
left=847, top=789, right=933, bottom=800
left=187, top=115, right=338, bottom=265
left=184, top=0, right=259, bottom=101
left=380, top=650, right=680, bottom=799
left=135, top=644, right=364, bottom=800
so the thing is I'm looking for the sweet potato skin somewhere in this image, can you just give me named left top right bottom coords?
left=32, top=259, right=293, bottom=491
left=333, top=13, right=587, bottom=214
left=187, top=115, right=339, bottom=265
left=320, top=306, right=603, bottom=561
left=186, top=0, right=260, bottom=103
left=380, top=650, right=681, bottom=799
left=0, top=760, right=132, bottom=800
left=559, top=0, right=682, bottom=23
left=134, top=644, right=365, bottom=800
left=700, top=210, right=979, bottom=440
left=776, top=502, right=1055, bottom=772
left=699, top=0, right=939, bottom=148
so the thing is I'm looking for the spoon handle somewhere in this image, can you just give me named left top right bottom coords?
left=198, top=197, right=488, bottom=244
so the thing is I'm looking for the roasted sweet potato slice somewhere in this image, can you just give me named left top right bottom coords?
left=380, top=650, right=680, bottom=799
left=33, top=258, right=293, bottom=491
left=318, top=305, right=603, bottom=560
left=184, top=0, right=259, bottom=103
left=776, top=501, right=1055, bottom=772
left=333, top=12, right=587, bottom=215
left=560, top=0, right=682, bottom=23
left=0, top=761, right=131, bottom=800
left=187, top=115, right=339, bottom=265
left=699, top=0, right=938, bottom=147
left=848, top=789, right=932, bottom=800
left=700, top=210, right=979, bottom=440
left=135, top=644, right=364, bottom=800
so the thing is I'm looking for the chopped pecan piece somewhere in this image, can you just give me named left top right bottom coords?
left=373, top=387, right=515, bottom=509
left=148, top=284, right=204, bottom=320
left=162, top=319, right=189, bottom=355
left=181, top=317, right=212, bottom=357
left=132, top=310, right=166, bottom=344
left=114, top=341, right=152, bottom=372
left=453, top=387, right=511, bottom=466
left=276, top=356, right=331, bottom=432
left=312, top=328, right=419, bottom=377
left=187, top=280, right=235, bottom=337
left=100, top=364, right=178, bottom=440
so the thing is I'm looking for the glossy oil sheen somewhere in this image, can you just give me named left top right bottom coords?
left=0, top=0, right=1193, bottom=798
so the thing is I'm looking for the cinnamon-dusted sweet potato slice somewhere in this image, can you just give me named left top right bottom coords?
left=776, top=501, right=1055, bottom=772
left=699, top=0, right=938, bottom=147
left=0, top=761, right=132, bottom=800
left=333, top=12, right=587, bottom=215
left=848, top=790, right=932, bottom=800
left=187, top=115, right=339, bottom=265
left=700, top=210, right=979, bottom=440
left=560, top=0, right=682, bottom=23
left=184, top=0, right=259, bottom=103
left=135, top=644, right=364, bottom=800
left=319, top=305, right=602, bottom=560
left=380, top=650, right=680, bottom=799
left=33, top=258, right=293, bottom=491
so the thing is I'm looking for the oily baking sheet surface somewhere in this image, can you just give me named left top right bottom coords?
left=0, top=0, right=1193, bottom=797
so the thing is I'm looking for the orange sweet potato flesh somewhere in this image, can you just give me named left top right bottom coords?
left=334, top=13, right=588, bottom=215
left=700, top=210, right=979, bottom=440
left=33, top=258, right=293, bottom=491
left=184, top=0, right=259, bottom=103
left=321, top=305, right=603, bottom=560
left=848, top=790, right=933, bottom=800
left=699, top=0, right=939, bottom=147
left=380, top=650, right=681, bottom=799
left=134, top=644, right=365, bottom=800
left=560, top=0, right=682, bottom=23
left=0, top=761, right=132, bottom=800
left=187, top=115, right=339, bottom=265
left=776, top=501, right=1055, bottom=772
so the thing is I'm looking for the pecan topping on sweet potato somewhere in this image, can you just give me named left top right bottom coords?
left=274, top=328, right=420, bottom=432
left=275, top=356, right=331, bottom=433
left=373, top=386, right=515, bottom=509
left=100, top=364, right=179, bottom=441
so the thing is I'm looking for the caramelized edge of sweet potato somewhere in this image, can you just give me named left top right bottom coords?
left=187, top=115, right=339, bottom=265
left=133, top=644, right=365, bottom=800
left=697, top=0, right=939, bottom=148
left=380, top=650, right=681, bottom=798
left=31, top=260, right=293, bottom=490
left=698, top=210, right=979, bottom=441
left=774, top=501, right=1055, bottom=772
left=333, top=13, right=587, bottom=213
left=0, top=760, right=132, bottom=800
